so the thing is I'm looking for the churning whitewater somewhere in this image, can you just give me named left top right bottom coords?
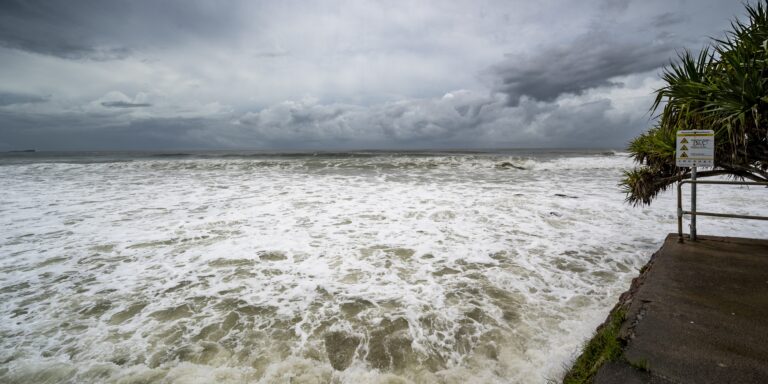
left=1, top=151, right=766, bottom=383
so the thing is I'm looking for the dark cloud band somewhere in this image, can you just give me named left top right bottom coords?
left=0, top=91, right=47, bottom=106
left=492, top=31, right=675, bottom=106
left=101, top=101, right=152, bottom=108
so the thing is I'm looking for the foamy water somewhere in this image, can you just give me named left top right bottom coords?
left=1, top=151, right=766, bottom=383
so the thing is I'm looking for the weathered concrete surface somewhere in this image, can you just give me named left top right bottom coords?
left=593, top=361, right=673, bottom=384
left=596, top=234, right=768, bottom=384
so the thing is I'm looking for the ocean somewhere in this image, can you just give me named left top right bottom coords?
left=1, top=150, right=766, bottom=383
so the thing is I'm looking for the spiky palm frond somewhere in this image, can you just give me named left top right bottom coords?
left=623, top=0, right=768, bottom=205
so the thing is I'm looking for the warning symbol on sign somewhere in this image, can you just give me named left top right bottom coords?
left=676, top=130, right=714, bottom=167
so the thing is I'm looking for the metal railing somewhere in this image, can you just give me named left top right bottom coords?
left=677, top=178, right=768, bottom=242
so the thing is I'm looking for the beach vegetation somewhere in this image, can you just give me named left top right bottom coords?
left=561, top=308, right=626, bottom=384
left=622, top=1, right=768, bottom=205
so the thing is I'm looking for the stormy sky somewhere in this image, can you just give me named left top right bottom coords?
left=0, top=0, right=752, bottom=151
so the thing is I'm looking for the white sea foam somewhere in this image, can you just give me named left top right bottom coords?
left=1, top=153, right=766, bottom=383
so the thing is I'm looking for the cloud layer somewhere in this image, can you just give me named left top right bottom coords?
left=0, top=0, right=752, bottom=150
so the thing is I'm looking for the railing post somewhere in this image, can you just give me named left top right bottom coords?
left=691, top=166, right=697, bottom=241
left=677, top=180, right=684, bottom=243
left=674, top=179, right=768, bottom=241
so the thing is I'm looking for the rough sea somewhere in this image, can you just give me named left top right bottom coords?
left=1, top=150, right=766, bottom=383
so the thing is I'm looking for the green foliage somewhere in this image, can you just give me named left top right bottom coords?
left=562, top=309, right=626, bottom=384
left=623, top=1, right=768, bottom=205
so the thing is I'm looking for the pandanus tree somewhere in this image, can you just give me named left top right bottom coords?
left=622, top=1, right=768, bottom=205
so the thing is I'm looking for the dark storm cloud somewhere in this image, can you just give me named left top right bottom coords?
left=490, top=0, right=744, bottom=106
left=598, top=0, right=631, bottom=13
left=235, top=95, right=494, bottom=146
left=101, top=101, right=152, bottom=108
left=526, top=99, right=645, bottom=147
left=0, top=1, right=128, bottom=59
left=1, top=89, right=645, bottom=151
left=0, top=111, right=220, bottom=150
left=0, top=0, right=244, bottom=59
left=0, top=91, right=47, bottom=106
left=0, top=0, right=753, bottom=150
left=651, top=12, right=689, bottom=28
left=493, top=31, right=674, bottom=106
left=227, top=90, right=647, bottom=149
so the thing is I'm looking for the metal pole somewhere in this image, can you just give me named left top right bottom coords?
left=684, top=210, right=768, bottom=220
left=677, top=180, right=684, bottom=243
left=691, top=165, right=697, bottom=241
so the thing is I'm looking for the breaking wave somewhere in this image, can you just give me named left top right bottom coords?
left=1, top=151, right=765, bottom=383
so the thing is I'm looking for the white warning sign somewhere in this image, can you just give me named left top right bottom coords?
left=676, top=130, right=714, bottom=167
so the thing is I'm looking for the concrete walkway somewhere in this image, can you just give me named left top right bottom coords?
left=595, top=234, right=768, bottom=384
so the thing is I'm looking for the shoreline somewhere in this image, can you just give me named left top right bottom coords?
left=562, top=234, right=768, bottom=384
left=561, top=240, right=663, bottom=383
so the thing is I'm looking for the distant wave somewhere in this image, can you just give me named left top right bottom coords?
left=150, top=153, right=195, bottom=157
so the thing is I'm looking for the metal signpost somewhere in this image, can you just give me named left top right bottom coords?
left=676, top=130, right=715, bottom=241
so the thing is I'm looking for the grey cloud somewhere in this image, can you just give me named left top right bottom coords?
left=0, top=0, right=245, bottom=59
left=0, top=0, right=751, bottom=150
left=0, top=111, right=220, bottom=150
left=529, top=99, right=640, bottom=146
left=235, top=93, right=500, bottom=146
left=0, top=87, right=654, bottom=151
left=252, top=50, right=291, bottom=59
left=492, top=31, right=674, bottom=106
left=652, top=12, right=689, bottom=28
left=228, top=90, right=645, bottom=149
left=599, top=0, right=631, bottom=13
left=0, top=91, right=47, bottom=106
left=0, top=37, right=131, bottom=61
left=101, top=101, right=152, bottom=108
left=0, top=1, right=128, bottom=59
left=490, top=0, right=745, bottom=106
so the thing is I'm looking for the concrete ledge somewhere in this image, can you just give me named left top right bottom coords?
left=581, top=234, right=768, bottom=384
